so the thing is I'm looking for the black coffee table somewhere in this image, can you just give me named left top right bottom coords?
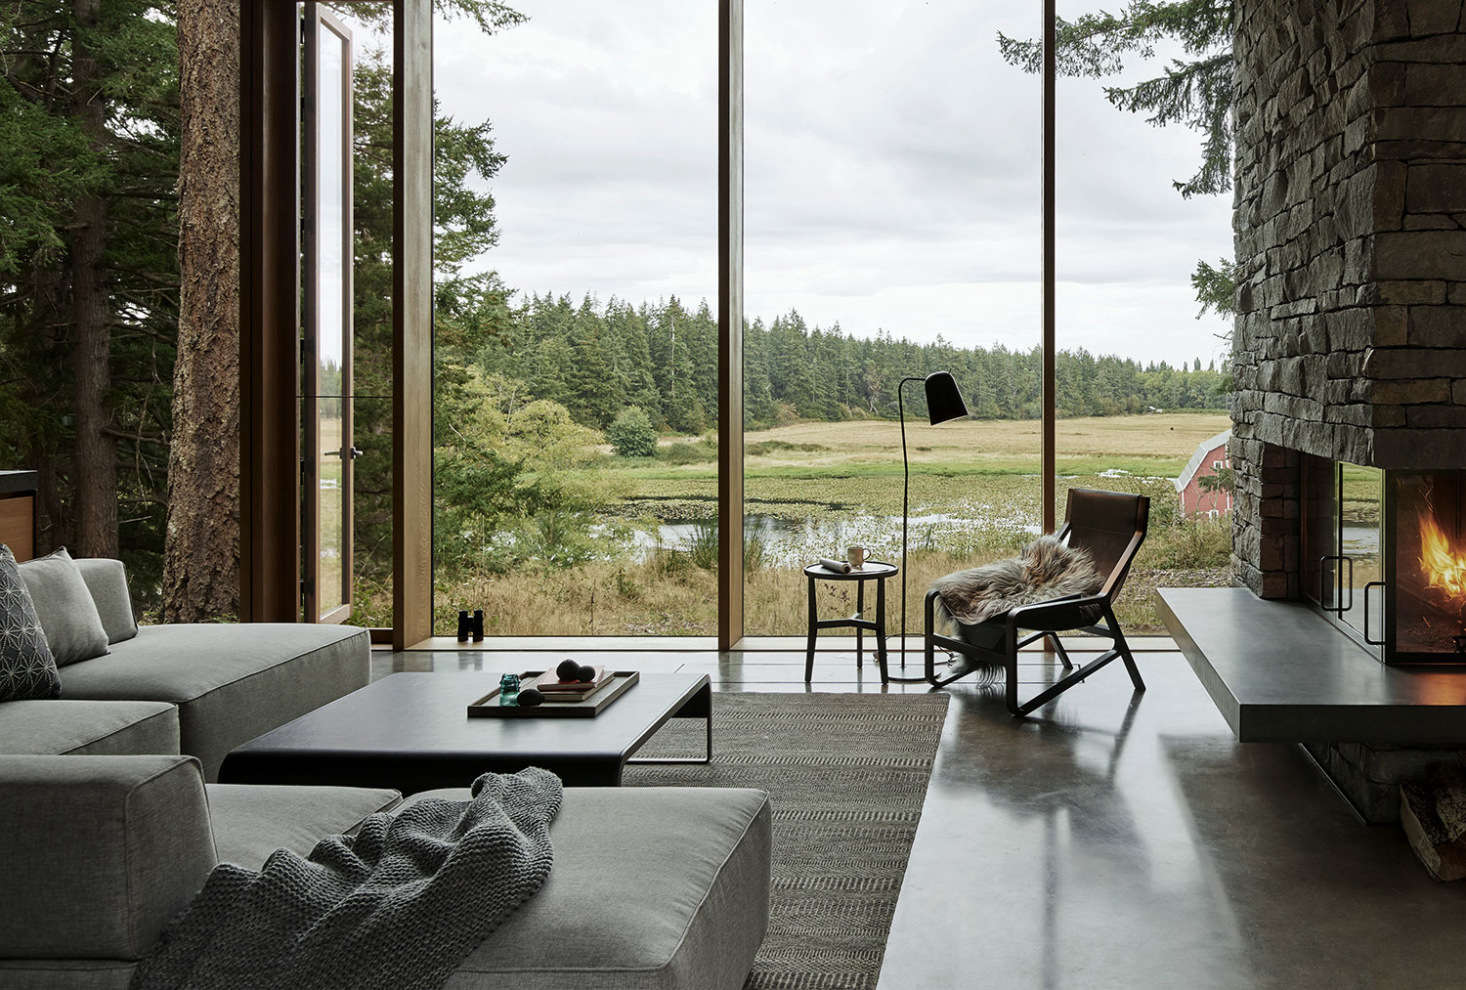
left=218, top=671, right=711, bottom=792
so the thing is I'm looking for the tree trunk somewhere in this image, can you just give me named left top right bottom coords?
left=163, top=0, right=241, bottom=621
left=70, top=0, right=117, bottom=559
left=25, top=266, right=69, bottom=554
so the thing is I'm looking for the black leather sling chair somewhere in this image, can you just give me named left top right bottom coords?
left=923, top=488, right=1150, bottom=717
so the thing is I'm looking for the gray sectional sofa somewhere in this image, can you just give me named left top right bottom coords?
left=0, top=754, right=771, bottom=989
left=0, top=557, right=370, bottom=779
left=0, top=557, right=773, bottom=989
left=58, top=619, right=369, bottom=779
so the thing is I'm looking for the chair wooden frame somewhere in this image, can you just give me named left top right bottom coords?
left=922, top=489, right=1150, bottom=717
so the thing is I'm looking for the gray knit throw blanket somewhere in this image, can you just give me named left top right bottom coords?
left=931, top=535, right=1103, bottom=628
left=131, top=767, right=563, bottom=990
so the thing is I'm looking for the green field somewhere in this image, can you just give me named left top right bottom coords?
left=388, top=412, right=1234, bottom=638
left=595, top=413, right=1230, bottom=515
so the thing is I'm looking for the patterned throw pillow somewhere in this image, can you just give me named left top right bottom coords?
left=0, top=545, right=61, bottom=701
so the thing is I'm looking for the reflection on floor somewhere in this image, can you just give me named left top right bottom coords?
left=377, top=648, right=1466, bottom=989
left=370, top=645, right=1158, bottom=690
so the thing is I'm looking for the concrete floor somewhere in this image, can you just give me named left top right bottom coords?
left=377, top=645, right=1466, bottom=990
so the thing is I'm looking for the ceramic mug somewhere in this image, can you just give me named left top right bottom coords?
left=847, top=545, right=867, bottom=569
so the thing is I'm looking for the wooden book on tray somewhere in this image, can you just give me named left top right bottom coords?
left=529, top=666, right=613, bottom=699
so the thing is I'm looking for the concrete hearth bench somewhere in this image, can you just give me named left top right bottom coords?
left=1157, top=586, right=1466, bottom=822
left=1156, top=587, right=1466, bottom=744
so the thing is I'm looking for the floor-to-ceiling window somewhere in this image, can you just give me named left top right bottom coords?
left=274, top=0, right=1243, bottom=645
left=741, top=2, right=1042, bottom=644
left=1051, top=0, right=1235, bottom=632
left=430, top=0, right=720, bottom=636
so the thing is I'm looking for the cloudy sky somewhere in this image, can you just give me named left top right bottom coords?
left=427, top=0, right=1234, bottom=368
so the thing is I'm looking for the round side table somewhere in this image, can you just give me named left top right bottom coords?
left=803, top=560, right=898, bottom=684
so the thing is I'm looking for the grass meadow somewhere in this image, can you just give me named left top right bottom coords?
left=406, top=412, right=1234, bottom=639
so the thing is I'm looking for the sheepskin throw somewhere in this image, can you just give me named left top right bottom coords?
left=931, top=535, right=1103, bottom=628
left=131, top=768, right=563, bottom=990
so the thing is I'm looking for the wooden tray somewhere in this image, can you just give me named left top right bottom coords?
left=467, top=670, right=640, bottom=718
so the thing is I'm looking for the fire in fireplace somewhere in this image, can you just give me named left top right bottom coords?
left=1303, top=460, right=1466, bottom=665
left=1392, top=472, right=1466, bottom=660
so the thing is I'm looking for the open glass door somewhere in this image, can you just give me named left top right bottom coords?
left=302, top=4, right=355, bottom=623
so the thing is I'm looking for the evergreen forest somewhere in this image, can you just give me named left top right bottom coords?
left=477, top=292, right=1228, bottom=437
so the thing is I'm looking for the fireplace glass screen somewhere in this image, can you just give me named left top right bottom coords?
left=1391, top=471, right=1466, bottom=660
left=1302, top=457, right=1382, bottom=647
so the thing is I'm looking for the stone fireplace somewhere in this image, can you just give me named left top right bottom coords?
left=1223, top=0, right=1466, bottom=821
left=1231, top=0, right=1466, bottom=602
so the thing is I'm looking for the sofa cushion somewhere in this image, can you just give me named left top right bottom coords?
left=18, top=548, right=109, bottom=666
left=0, top=958, right=135, bottom=989
left=206, top=782, right=401, bottom=867
left=0, top=699, right=178, bottom=756
left=0, top=544, right=60, bottom=701
left=74, top=558, right=138, bottom=645
left=0, top=755, right=217, bottom=962
left=58, top=623, right=371, bottom=782
left=400, top=786, right=772, bottom=990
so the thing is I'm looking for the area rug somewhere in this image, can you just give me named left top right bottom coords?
left=625, top=691, right=950, bottom=990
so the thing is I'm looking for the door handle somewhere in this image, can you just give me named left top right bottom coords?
left=1317, top=555, right=1354, bottom=614
left=1318, top=555, right=1341, bottom=613
left=326, top=447, right=364, bottom=460
left=1363, top=581, right=1386, bottom=646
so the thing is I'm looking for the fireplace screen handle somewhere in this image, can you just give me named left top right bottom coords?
left=1318, top=555, right=1345, bottom=614
left=1362, top=580, right=1386, bottom=646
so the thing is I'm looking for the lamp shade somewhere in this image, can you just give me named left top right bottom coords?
left=923, top=371, right=968, bottom=425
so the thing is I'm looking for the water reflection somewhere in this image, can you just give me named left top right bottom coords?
left=605, top=512, right=1043, bottom=568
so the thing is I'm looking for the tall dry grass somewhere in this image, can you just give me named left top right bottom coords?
left=415, top=513, right=1230, bottom=637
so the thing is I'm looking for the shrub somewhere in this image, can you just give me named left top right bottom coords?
left=745, top=439, right=828, bottom=457
left=661, top=438, right=718, bottom=464
left=608, top=406, right=658, bottom=458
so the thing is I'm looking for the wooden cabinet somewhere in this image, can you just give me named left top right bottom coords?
left=0, top=471, right=38, bottom=562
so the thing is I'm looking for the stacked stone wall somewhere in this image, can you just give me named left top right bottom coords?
left=1231, top=0, right=1466, bottom=595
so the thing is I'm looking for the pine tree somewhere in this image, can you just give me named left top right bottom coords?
left=1, top=0, right=179, bottom=597
left=743, top=318, right=776, bottom=426
left=562, top=295, right=621, bottom=427
left=998, top=1, right=1235, bottom=315
left=999, top=1, right=1233, bottom=198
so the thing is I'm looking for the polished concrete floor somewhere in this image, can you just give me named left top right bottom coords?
left=377, top=645, right=1466, bottom=990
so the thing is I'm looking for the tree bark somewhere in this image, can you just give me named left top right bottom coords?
left=163, top=0, right=241, bottom=621
left=70, top=0, right=118, bottom=559
left=27, top=267, right=68, bottom=554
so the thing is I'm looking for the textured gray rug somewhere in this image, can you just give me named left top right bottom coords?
left=625, top=691, right=950, bottom=990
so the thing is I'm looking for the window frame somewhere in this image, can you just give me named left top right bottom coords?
left=242, top=0, right=1059, bottom=650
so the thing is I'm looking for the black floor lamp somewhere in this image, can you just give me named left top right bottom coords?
left=888, top=371, right=968, bottom=681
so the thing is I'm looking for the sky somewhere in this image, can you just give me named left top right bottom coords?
left=424, top=0, right=1234, bottom=368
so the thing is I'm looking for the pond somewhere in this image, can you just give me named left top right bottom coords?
left=613, top=510, right=1043, bottom=568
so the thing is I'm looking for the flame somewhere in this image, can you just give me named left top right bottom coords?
left=1418, top=510, right=1466, bottom=601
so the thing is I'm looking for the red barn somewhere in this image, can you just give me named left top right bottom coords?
left=1175, top=429, right=1233, bottom=518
